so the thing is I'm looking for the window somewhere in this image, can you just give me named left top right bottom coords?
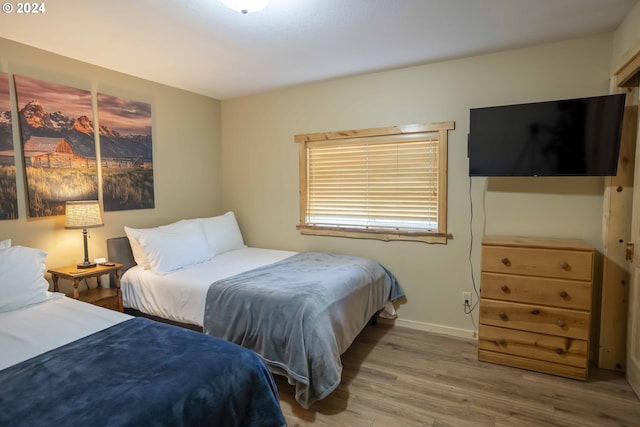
left=295, top=121, right=454, bottom=244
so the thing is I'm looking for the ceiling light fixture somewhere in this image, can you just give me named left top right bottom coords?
left=221, top=0, right=270, bottom=14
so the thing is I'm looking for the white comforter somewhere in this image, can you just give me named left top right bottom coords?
left=121, top=247, right=296, bottom=326
left=0, top=294, right=130, bottom=371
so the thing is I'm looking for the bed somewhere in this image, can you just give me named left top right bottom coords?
left=0, top=241, right=286, bottom=427
left=110, top=212, right=405, bottom=409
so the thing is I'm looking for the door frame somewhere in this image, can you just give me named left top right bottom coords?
left=613, top=47, right=640, bottom=397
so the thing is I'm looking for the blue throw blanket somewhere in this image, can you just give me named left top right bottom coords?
left=0, top=317, right=286, bottom=427
left=203, top=251, right=404, bottom=408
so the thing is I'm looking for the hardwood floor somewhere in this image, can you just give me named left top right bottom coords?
left=276, top=324, right=640, bottom=427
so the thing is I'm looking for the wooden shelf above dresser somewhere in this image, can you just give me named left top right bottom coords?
left=478, top=236, right=595, bottom=380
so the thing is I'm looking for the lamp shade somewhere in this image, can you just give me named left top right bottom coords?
left=221, top=0, right=270, bottom=14
left=64, top=201, right=104, bottom=229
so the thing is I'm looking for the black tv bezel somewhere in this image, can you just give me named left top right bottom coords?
left=467, top=93, right=626, bottom=177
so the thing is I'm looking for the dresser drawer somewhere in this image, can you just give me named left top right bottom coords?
left=478, top=324, right=588, bottom=368
left=478, top=350, right=588, bottom=381
left=480, top=272, right=591, bottom=310
left=479, top=299, right=589, bottom=340
left=482, top=245, right=593, bottom=281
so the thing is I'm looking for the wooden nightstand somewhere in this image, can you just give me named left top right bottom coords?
left=48, top=263, right=124, bottom=312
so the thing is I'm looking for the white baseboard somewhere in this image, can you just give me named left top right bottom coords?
left=378, top=317, right=478, bottom=340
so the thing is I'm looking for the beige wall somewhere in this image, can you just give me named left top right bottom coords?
left=0, top=38, right=223, bottom=284
left=612, top=0, right=640, bottom=69
left=221, top=34, right=614, bottom=336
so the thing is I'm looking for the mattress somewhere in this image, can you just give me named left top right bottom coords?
left=121, top=247, right=296, bottom=326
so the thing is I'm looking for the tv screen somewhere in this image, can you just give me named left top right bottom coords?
left=468, top=94, right=626, bottom=176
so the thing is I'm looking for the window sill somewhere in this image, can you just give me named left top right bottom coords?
left=297, top=225, right=451, bottom=244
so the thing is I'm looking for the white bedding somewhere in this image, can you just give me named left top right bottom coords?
left=121, top=247, right=296, bottom=326
left=0, top=293, right=131, bottom=371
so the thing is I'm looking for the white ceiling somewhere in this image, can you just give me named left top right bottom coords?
left=0, top=0, right=637, bottom=100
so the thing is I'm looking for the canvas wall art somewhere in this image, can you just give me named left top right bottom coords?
left=97, top=93, right=154, bottom=211
left=14, top=75, right=98, bottom=217
left=0, top=72, right=18, bottom=220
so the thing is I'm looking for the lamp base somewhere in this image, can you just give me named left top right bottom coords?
left=77, top=262, right=96, bottom=269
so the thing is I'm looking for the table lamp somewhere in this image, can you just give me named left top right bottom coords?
left=65, top=200, right=104, bottom=269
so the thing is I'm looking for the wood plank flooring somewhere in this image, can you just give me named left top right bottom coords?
left=276, top=324, right=640, bottom=427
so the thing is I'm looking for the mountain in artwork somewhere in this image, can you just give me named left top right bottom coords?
left=18, top=100, right=151, bottom=159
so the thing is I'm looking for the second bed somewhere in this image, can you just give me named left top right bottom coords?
left=109, top=233, right=404, bottom=409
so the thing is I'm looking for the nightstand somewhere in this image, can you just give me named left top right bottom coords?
left=48, top=263, right=124, bottom=312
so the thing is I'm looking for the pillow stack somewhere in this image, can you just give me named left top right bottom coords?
left=0, top=241, right=50, bottom=313
left=124, top=211, right=246, bottom=275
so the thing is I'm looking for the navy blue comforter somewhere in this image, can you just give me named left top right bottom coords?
left=0, top=317, right=286, bottom=427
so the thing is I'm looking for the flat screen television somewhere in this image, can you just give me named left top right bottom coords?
left=468, top=94, right=626, bottom=176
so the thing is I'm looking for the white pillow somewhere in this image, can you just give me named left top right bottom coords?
left=199, top=211, right=246, bottom=256
left=124, top=226, right=152, bottom=269
left=125, top=219, right=201, bottom=270
left=0, top=245, right=49, bottom=313
left=0, top=239, right=10, bottom=249
left=137, top=220, right=211, bottom=275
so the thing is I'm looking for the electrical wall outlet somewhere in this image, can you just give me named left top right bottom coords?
left=462, top=291, right=472, bottom=307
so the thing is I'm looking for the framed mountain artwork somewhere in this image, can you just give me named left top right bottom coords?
left=14, top=75, right=98, bottom=217
left=0, top=72, right=18, bottom=220
left=97, top=93, right=154, bottom=211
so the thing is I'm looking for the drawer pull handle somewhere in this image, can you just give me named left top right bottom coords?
left=559, top=290, right=568, bottom=298
left=557, top=319, right=566, bottom=328
left=555, top=348, right=565, bottom=355
left=560, top=261, right=569, bottom=269
left=501, top=257, right=510, bottom=266
left=499, top=311, right=508, bottom=320
left=496, top=338, right=506, bottom=346
left=500, top=284, right=510, bottom=293
left=531, top=309, right=540, bottom=315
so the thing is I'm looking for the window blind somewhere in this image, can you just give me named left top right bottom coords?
left=306, top=137, right=439, bottom=231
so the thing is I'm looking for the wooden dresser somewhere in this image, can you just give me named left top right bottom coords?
left=478, top=236, right=594, bottom=380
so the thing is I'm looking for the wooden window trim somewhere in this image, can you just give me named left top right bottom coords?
left=295, top=121, right=454, bottom=244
